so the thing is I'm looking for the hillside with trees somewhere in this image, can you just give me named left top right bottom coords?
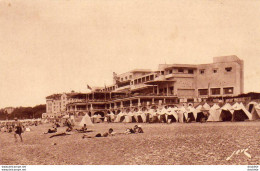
left=0, top=104, right=46, bottom=120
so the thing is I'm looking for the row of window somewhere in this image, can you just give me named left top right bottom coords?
left=198, top=87, right=234, bottom=96
left=161, top=69, right=194, bottom=75
left=200, top=67, right=232, bottom=74
left=120, top=75, right=133, bottom=82
left=132, top=75, right=155, bottom=85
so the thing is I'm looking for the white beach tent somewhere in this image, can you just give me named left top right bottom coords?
left=166, top=107, right=178, bottom=123
left=177, top=106, right=188, bottom=122
left=219, top=103, right=233, bottom=121
left=247, top=102, right=260, bottom=120
left=196, top=105, right=203, bottom=111
left=203, top=103, right=211, bottom=111
left=79, top=114, right=94, bottom=127
left=232, top=102, right=252, bottom=121
left=207, top=104, right=221, bottom=122
left=186, top=106, right=197, bottom=121
left=114, top=112, right=124, bottom=123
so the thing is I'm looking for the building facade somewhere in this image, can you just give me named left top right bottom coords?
left=45, top=55, right=244, bottom=117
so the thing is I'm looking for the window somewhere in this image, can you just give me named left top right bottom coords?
left=161, top=71, right=164, bottom=75
left=125, top=76, right=127, bottom=80
left=213, top=69, right=218, bottom=73
left=198, top=89, right=208, bottom=96
left=211, top=88, right=221, bottom=95
left=129, top=75, right=132, bottom=79
left=121, top=78, right=123, bottom=81
left=169, top=70, right=172, bottom=74
left=225, top=67, right=232, bottom=72
left=187, top=99, right=194, bottom=103
left=200, top=69, right=205, bottom=74
left=150, top=75, right=154, bottom=80
left=188, top=69, right=194, bottom=74
left=223, top=87, right=234, bottom=94
left=178, top=68, right=184, bottom=73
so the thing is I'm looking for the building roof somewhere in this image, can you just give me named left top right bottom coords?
left=164, top=64, right=197, bottom=70
left=129, top=69, right=152, bottom=73
left=46, top=94, right=62, bottom=100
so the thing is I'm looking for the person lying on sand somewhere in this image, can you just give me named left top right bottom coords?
left=133, top=125, right=144, bottom=133
left=44, top=126, right=57, bottom=134
left=125, top=125, right=144, bottom=134
left=49, top=132, right=72, bottom=138
left=82, top=128, right=115, bottom=139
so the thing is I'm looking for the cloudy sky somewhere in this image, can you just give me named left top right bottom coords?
left=0, top=0, right=260, bottom=108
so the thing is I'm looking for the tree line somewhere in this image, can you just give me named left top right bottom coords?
left=0, top=104, right=46, bottom=120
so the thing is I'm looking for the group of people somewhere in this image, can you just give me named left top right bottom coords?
left=82, top=125, right=144, bottom=139
left=0, top=118, right=24, bottom=142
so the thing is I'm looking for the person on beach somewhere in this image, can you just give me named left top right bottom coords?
left=82, top=128, right=115, bottom=139
left=44, top=126, right=57, bottom=134
left=14, top=118, right=23, bottom=142
left=76, top=124, right=89, bottom=133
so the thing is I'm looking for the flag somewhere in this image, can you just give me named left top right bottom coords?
left=113, top=72, right=120, bottom=84
left=87, top=84, right=92, bottom=90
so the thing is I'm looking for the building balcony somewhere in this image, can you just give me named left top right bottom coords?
left=115, top=85, right=131, bottom=92
left=165, top=73, right=194, bottom=79
left=130, top=84, right=154, bottom=91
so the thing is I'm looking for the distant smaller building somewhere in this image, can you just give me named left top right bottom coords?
left=4, top=107, right=15, bottom=114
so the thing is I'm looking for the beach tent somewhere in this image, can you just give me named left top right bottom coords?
left=141, top=112, right=148, bottom=123
left=247, top=102, right=258, bottom=113
left=186, top=106, right=197, bottom=122
left=157, top=107, right=167, bottom=123
left=195, top=105, right=203, bottom=111
left=135, top=110, right=144, bottom=123
left=203, top=103, right=211, bottom=111
left=129, top=111, right=137, bottom=123
left=91, top=114, right=103, bottom=123
left=231, top=103, right=252, bottom=121
left=207, top=104, right=221, bottom=122
left=165, top=107, right=178, bottom=123
left=211, top=104, right=220, bottom=109
left=177, top=106, right=188, bottom=122
left=79, top=114, right=94, bottom=127
left=114, top=112, right=124, bottom=123
left=219, top=109, right=233, bottom=121
left=218, top=103, right=233, bottom=121
left=247, top=102, right=260, bottom=120
left=146, top=108, right=158, bottom=123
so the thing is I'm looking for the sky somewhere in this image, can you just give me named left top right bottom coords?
left=0, top=0, right=260, bottom=108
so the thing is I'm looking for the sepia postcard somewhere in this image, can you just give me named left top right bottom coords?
left=0, top=0, right=259, bottom=171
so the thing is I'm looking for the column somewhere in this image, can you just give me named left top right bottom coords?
left=167, top=84, right=169, bottom=96
left=138, top=98, right=141, bottom=106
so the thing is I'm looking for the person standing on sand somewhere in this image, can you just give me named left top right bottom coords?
left=14, top=118, right=23, bottom=142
